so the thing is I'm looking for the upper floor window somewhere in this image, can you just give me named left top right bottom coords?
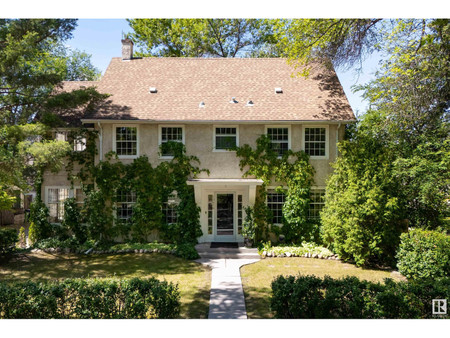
left=308, top=189, right=325, bottom=219
left=55, top=131, right=86, bottom=152
left=214, top=127, right=238, bottom=151
left=266, top=127, right=290, bottom=156
left=267, top=190, right=285, bottom=225
left=160, top=126, right=184, bottom=157
left=115, top=126, right=138, bottom=157
left=304, top=127, right=327, bottom=157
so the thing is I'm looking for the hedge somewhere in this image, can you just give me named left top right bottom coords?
left=0, top=277, right=180, bottom=319
left=0, top=228, right=18, bottom=254
left=271, top=274, right=450, bottom=319
left=396, top=229, right=450, bottom=281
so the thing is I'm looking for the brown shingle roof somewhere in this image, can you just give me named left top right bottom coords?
left=63, top=58, right=355, bottom=122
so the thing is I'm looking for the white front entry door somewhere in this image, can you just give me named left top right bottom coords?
left=215, top=193, right=235, bottom=241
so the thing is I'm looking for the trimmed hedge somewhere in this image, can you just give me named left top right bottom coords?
left=271, top=274, right=450, bottom=319
left=0, top=228, right=18, bottom=254
left=396, top=229, right=450, bottom=280
left=259, top=242, right=334, bottom=259
left=0, top=277, right=180, bottom=319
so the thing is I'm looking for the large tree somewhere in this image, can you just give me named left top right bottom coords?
left=0, top=19, right=103, bottom=206
left=127, top=19, right=276, bottom=57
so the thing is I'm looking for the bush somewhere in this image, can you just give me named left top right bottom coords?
left=396, top=229, right=450, bottom=281
left=0, top=277, right=180, bottom=319
left=62, top=197, right=87, bottom=243
left=175, top=243, right=199, bottom=260
left=0, top=228, right=18, bottom=254
left=259, top=241, right=334, bottom=258
left=28, top=199, right=52, bottom=242
left=271, top=274, right=450, bottom=319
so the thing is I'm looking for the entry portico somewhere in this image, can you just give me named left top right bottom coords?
left=187, top=179, right=263, bottom=243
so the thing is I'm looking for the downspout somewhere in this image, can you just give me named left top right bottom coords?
left=97, top=122, right=103, bottom=161
left=336, top=123, right=341, bottom=158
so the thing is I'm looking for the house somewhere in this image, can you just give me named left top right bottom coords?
left=42, top=39, right=355, bottom=243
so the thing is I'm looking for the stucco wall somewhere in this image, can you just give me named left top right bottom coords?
left=42, top=122, right=345, bottom=191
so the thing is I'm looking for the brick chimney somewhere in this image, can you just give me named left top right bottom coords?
left=121, top=38, right=134, bottom=60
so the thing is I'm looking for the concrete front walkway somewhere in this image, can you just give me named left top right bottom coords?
left=195, top=244, right=260, bottom=319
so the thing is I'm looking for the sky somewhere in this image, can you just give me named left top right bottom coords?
left=66, top=19, right=382, bottom=116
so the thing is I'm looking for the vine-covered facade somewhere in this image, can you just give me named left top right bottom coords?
left=40, top=39, right=355, bottom=244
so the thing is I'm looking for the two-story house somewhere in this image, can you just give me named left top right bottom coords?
left=42, top=39, right=355, bottom=243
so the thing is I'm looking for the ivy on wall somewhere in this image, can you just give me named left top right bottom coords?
left=234, top=135, right=316, bottom=243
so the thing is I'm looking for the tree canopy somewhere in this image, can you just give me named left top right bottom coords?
left=127, top=19, right=276, bottom=57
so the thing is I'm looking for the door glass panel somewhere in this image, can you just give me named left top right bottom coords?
left=216, top=194, right=234, bottom=236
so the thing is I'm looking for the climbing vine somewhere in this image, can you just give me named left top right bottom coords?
left=235, top=135, right=316, bottom=243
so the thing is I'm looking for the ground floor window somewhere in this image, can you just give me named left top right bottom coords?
left=309, top=189, right=325, bottom=219
left=162, top=192, right=179, bottom=225
left=47, top=188, right=69, bottom=222
left=116, top=190, right=136, bottom=222
left=267, top=190, right=285, bottom=225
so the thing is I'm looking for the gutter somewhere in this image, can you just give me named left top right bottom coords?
left=82, top=119, right=357, bottom=125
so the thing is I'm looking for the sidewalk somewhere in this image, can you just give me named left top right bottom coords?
left=195, top=244, right=260, bottom=319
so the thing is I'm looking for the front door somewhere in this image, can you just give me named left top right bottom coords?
left=216, top=193, right=234, bottom=238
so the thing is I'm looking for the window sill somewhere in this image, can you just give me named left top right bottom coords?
left=117, top=155, right=138, bottom=160
left=212, top=149, right=236, bottom=153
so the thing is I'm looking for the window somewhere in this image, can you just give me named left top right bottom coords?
left=214, top=127, right=238, bottom=150
left=207, top=194, right=213, bottom=235
left=47, top=188, right=69, bottom=222
left=55, top=131, right=86, bottom=151
left=267, top=190, right=285, bottom=225
left=116, top=190, right=136, bottom=222
left=160, top=126, right=184, bottom=157
left=162, top=192, right=179, bottom=225
left=304, top=127, right=327, bottom=157
left=267, top=127, right=290, bottom=156
left=309, top=189, right=325, bottom=219
left=115, top=126, right=138, bottom=157
left=237, top=194, right=243, bottom=234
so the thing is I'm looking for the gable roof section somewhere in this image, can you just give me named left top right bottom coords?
left=63, top=58, right=355, bottom=122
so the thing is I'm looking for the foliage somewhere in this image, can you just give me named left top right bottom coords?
left=127, top=19, right=276, bottom=58
left=0, top=228, right=18, bottom=254
left=271, top=274, right=450, bottom=319
left=396, top=229, right=450, bottom=281
left=259, top=241, right=334, bottom=258
left=62, top=197, right=87, bottom=244
left=174, top=243, right=200, bottom=260
left=0, top=277, right=180, bottom=319
left=28, top=199, right=52, bottom=242
left=321, top=128, right=406, bottom=267
left=18, top=226, right=26, bottom=248
left=0, top=187, right=16, bottom=210
left=242, top=206, right=256, bottom=241
left=235, top=135, right=315, bottom=243
left=110, top=241, right=176, bottom=252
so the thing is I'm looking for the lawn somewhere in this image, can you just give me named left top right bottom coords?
left=0, top=251, right=211, bottom=319
left=240, top=257, right=406, bottom=319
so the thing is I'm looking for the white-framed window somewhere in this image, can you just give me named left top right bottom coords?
left=266, top=126, right=291, bottom=157
left=309, top=189, right=325, bottom=219
left=113, top=125, right=139, bottom=158
left=159, top=125, right=185, bottom=158
left=213, top=126, right=238, bottom=151
left=55, top=131, right=86, bottom=152
left=303, top=126, right=329, bottom=158
left=267, top=190, right=286, bottom=225
left=45, top=187, right=83, bottom=222
left=162, top=192, right=179, bottom=225
left=116, top=190, right=136, bottom=222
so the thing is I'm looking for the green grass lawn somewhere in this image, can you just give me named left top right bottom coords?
left=0, top=252, right=211, bottom=319
left=240, top=257, right=406, bottom=319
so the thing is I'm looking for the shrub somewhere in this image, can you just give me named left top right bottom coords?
left=0, top=228, right=18, bottom=254
left=175, top=243, right=199, bottom=260
left=0, top=277, right=180, bottom=319
left=62, top=197, right=87, bottom=243
left=271, top=274, right=450, bottom=319
left=242, top=206, right=256, bottom=241
left=396, top=229, right=450, bottom=281
left=28, top=199, right=52, bottom=242
left=259, top=241, right=334, bottom=258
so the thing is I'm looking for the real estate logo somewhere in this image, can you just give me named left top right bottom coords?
left=432, top=299, right=447, bottom=315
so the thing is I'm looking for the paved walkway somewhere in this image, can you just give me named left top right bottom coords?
left=195, top=244, right=260, bottom=319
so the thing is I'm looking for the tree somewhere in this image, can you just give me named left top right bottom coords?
left=0, top=19, right=104, bottom=203
left=127, top=19, right=276, bottom=57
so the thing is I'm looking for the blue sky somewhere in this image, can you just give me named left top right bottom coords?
left=67, top=19, right=381, bottom=116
